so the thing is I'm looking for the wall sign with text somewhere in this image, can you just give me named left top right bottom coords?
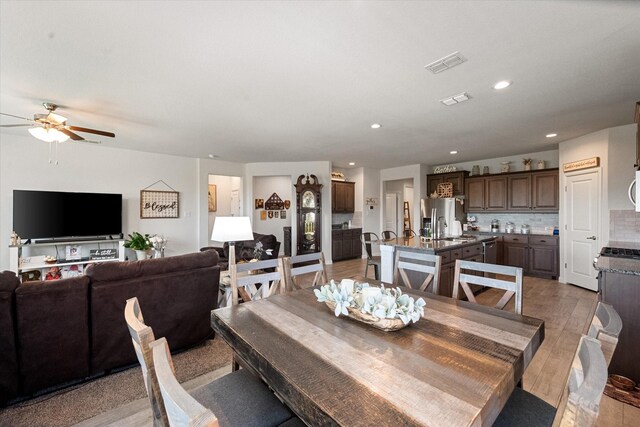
left=563, top=157, right=600, bottom=173
left=140, top=190, right=179, bottom=218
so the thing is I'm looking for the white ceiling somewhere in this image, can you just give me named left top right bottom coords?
left=1, top=1, right=639, bottom=169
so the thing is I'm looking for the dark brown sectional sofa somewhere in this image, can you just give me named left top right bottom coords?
left=0, top=250, right=220, bottom=405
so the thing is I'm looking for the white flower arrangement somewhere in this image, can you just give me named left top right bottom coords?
left=314, top=279, right=426, bottom=327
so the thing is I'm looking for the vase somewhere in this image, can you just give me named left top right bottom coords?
left=135, top=250, right=150, bottom=260
left=153, top=248, right=165, bottom=258
left=537, top=160, right=545, bottom=169
left=524, top=164, right=531, bottom=171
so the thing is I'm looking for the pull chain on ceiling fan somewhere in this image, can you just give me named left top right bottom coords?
left=0, top=102, right=116, bottom=165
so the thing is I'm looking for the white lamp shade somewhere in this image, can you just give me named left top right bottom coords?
left=210, top=216, right=253, bottom=242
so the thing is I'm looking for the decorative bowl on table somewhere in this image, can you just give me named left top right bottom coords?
left=44, top=256, right=57, bottom=264
left=314, top=279, right=425, bottom=332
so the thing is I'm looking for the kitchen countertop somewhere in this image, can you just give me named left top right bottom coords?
left=594, top=241, right=640, bottom=276
left=379, top=235, right=495, bottom=253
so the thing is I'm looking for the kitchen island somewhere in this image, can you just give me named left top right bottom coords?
left=380, top=236, right=496, bottom=298
left=594, top=241, right=640, bottom=383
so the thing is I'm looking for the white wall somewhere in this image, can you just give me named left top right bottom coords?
left=608, top=124, right=637, bottom=210
left=207, top=174, right=243, bottom=246
left=380, top=164, right=427, bottom=233
left=252, top=175, right=292, bottom=255
left=0, top=134, right=202, bottom=269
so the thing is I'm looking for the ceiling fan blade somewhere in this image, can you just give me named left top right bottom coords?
left=67, top=125, right=115, bottom=138
left=59, top=128, right=85, bottom=141
left=0, top=124, right=33, bottom=127
left=75, top=139, right=101, bottom=144
left=0, top=112, right=34, bottom=122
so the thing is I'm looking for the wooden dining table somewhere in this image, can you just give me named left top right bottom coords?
left=210, top=283, right=545, bottom=427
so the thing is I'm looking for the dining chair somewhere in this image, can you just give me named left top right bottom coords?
left=587, top=301, right=622, bottom=365
left=230, top=258, right=285, bottom=306
left=360, top=232, right=381, bottom=280
left=381, top=230, right=397, bottom=241
left=125, top=297, right=168, bottom=427
left=452, top=259, right=523, bottom=315
left=494, top=335, right=607, bottom=427
left=393, top=249, right=441, bottom=294
left=402, top=229, right=416, bottom=238
left=282, top=252, right=327, bottom=291
left=125, top=297, right=295, bottom=427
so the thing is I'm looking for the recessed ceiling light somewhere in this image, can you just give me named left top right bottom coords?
left=208, top=154, right=214, bottom=158
left=546, top=133, right=558, bottom=138
left=348, top=162, right=355, bottom=166
left=450, top=150, right=458, bottom=155
left=493, top=80, right=512, bottom=90
left=371, top=123, right=381, bottom=129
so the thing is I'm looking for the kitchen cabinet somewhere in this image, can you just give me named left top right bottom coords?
left=599, top=269, right=640, bottom=382
left=437, top=242, right=484, bottom=298
left=332, top=228, right=362, bottom=261
left=502, top=234, right=558, bottom=279
left=427, top=171, right=468, bottom=197
left=332, top=181, right=355, bottom=213
left=467, top=169, right=559, bottom=213
left=464, top=176, right=507, bottom=212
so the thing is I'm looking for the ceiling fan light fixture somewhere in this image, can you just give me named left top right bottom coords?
left=47, top=112, right=67, bottom=124
left=28, top=126, right=70, bottom=143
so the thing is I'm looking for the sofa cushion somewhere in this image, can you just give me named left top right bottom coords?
left=0, top=271, right=20, bottom=404
left=89, top=252, right=220, bottom=374
left=223, top=233, right=280, bottom=261
left=15, top=276, right=90, bottom=394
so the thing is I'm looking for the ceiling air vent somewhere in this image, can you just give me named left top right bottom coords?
left=440, top=92, right=471, bottom=106
left=425, top=51, right=467, bottom=74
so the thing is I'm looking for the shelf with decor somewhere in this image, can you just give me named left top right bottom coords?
left=9, top=239, right=125, bottom=281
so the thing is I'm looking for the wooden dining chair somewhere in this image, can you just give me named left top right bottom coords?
left=494, top=335, right=607, bottom=427
left=151, top=337, right=295, bottom=427
left=402, top=229, right=416, bottom=238
left=230, top=258, right=285, bottom=306
left=393, top=249, right=441, bottom=294
left=125, top=297, right=168, bottom=427
left=452, top=259, right=523, bottom=315
left=282, top=252, right=328, bottom=291
left=587, top=301, right=622, bottom=366
left=361, top=232, right=381, bottom=280
left=381, top=230, right=397, bottom=241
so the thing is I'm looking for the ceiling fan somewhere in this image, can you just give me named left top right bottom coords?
left=0, top=102, right=115, bottom=143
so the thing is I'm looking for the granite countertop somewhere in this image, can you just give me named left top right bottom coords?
left=331, top=226, right=362, bottom=230
left=594, top=241, right=640, bottom=276
left=379, top=236, right=495, bottom=252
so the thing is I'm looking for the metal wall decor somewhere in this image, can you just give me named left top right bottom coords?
left=265, top=192, right=285, bottom=210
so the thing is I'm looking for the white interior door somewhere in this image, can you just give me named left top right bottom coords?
left=565, top=170, right=600, bottom=291
left=384, top=193, right=398, bottom=234
left=230, top=190, right=240, bottom=216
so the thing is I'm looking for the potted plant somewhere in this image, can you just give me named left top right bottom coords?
left=124, top=232, right=152, bottom=260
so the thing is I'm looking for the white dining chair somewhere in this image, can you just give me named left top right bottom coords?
left=282, top=252, right=327, bottom=291
left=230, top=258, right=285, bottom=306
left=452, top=259, right=523, bottom=314
left=393, top=249, right=441, bottom=294
left=587, top=301, right=622, bottom=366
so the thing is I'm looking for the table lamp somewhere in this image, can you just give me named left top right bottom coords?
left=210, top=216, right=254, bottom=266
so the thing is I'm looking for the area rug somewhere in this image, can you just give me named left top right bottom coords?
left=0, top=337, right=232, bottom=427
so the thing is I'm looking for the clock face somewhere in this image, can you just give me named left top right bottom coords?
left=302, top=190, right=315, bottom=208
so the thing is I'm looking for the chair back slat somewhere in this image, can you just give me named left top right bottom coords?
left=230, top=258, right=284, bottom=306
left=453, top=259, right=523, bottom=314
left=393, top=249, right=441, bottom=294
left=587, top=302, right=622, bottom=366
left=381, top=230, right=397, bottom=240
left=151, top=338, right=219, bottom=427
left=283, top=252, right=327, bottom=290
left=555, top=335, right=608, bottom=427
left=361, top=232, right=379, bottom=260
left=124, top=297, right=169, bottom=427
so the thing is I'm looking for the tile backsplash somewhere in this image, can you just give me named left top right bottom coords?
left=468, top=213, right=559, bottom=234
left=610, top=210, right=640, bottom=242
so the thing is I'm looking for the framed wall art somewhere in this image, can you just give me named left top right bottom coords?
left=140, top=190, right=179, bottom=218
left=208, top=185, right=217, bottom=212
left=255, top=199, right=264, bottom=209
left=260, top=210, right=267, bottom=220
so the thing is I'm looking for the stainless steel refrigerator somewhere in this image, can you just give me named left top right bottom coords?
left=420, top=198, right=466, bottom=238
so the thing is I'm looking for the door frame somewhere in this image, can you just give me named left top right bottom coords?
left=561, top=167, right=602, bottom=288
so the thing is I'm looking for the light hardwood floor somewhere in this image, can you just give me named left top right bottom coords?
left=322, top=257, right=640, bottom=426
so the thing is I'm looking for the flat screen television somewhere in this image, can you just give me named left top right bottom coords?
left=13, top=190, right=123, bottom=240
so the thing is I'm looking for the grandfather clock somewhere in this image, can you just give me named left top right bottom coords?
left=295, top=174, right=322, bottom=255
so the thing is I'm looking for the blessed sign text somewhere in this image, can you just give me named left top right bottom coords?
left=140, top=190, right=180, bottom=218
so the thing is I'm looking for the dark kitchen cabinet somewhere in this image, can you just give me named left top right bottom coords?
left=427, top=171, right=468, bottom=197
left=332, top=228, right=362, bottom=261
left=464, top=176, right=507, bottom=212
left=507, top=174, right=532, bottom=211
left=332, top=181, right=355, bottom=213
left=531, top=170, right=559, bottom=211
left=502, top=234, right=558, bottom=279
